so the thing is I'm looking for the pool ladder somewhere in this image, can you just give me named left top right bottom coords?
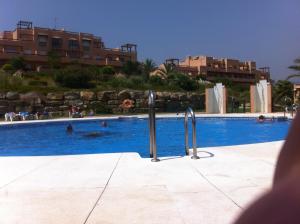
left=185, top=107, right=200, bottom=160
left=148, top=91, right=199, bottom=162
left=148, top=90, right=159, bottom=162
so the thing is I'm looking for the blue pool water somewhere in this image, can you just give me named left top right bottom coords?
left=0, top=118, right=291, bottom=157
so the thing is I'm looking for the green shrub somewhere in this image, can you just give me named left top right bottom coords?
left=8, top=76, right=23, bottom=88
left=108, top=77, right=131, bottom=88
left=0, top=70, right=9, bottom=89
left=28, top=80, right=48, bottom=87
left=2, top=64, right=14, bottom=72
left=129, top=76, right=143, bottom=86
left=101, top=66, right=115, bottom=75
left=167, top=73, right=198, bottom=91
left=54, top=69, right=94, bottom=88
left=149, top=75, right=164, bottom=86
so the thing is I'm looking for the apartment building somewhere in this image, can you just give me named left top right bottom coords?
left=294, top=84, right=300, bottom=104
left=0, top=21, right=137, bottom=70
left=165, top=56, right=270, bottom=84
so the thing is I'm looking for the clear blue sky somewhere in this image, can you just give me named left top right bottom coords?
left=0, top=0, right=299, bottom=80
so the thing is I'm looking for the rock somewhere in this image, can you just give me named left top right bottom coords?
left=188, top=93, right=205, bottom=110
left=6, top=92, right=20, bottom=100
left=0, top=100, right=8, bottom=106
left=111, top=108, right=120, bottom=114
left=45, top=101, right=64, bottom=107
left=90, top=101, right=104, bottom=106
left=64, top=92, right=80, bottom=100
left=155, top=99, right=166, bottom=109
left=107, top=100, right=120, bottom=105
left=65, top=100, right=84, bottom=106
left=0, top=105, right=9, bottom=114
left=178, top=93, right=188, bottom=101
left=44, top=106, right=56, bottom=112
left=97, top=91, right=117, bottom=101
left=47, top=93, right=64, bottom=100
left=166, top=100, right=182, bottom=112
left=8, top=100, right=26, bottom=108
left=80, top=91, right=95, bottom=101
left=118, top=90, right=131, bottom=101
left=135, top=99, right=148, bottom=108
left=134, top=108, right=148, bottom=114
left=129, top=91, right=145, bottom=99
left=0, top=92, right=6, bottom=99
left=20, top=92, right=46, bottom=105
left=156, top=92, right=170, bottom=100
left=170, top=93, right=179, bottom=100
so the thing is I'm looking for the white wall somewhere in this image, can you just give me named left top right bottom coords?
left=253, top=80, right=269, bottom=113
left=206, top=83, right=225, bottom=114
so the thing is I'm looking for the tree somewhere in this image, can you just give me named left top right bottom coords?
left=142, top=59, right=156, bottom=80
left=273, top=80, right=294, bottom=107
left=122, top=61, right=142, bottom=76
left=47, top=51, right=61, bottom=69
left=155, top=63, right=174, bottom=79
left=10, top=57, right=26, bottom=70
left=286, top=58, right=300, bottom=80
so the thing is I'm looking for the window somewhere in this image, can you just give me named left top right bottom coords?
left=4, top=46, right=17, bottom=53
left=82, top=39, right=91, bottom=51
left=95, top=55, right=103, bottom=61
left=93, top=40, right=103, bottom=49
left=68, top=39, right=79, bottom=50
left=24, top=49, right=32, bottom=55
left=52, top=37, right=62, bottom=49
left=38, top=35, right=48, bottom=47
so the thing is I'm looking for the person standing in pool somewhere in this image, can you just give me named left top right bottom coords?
left=66, top=124, right=73, bottom=133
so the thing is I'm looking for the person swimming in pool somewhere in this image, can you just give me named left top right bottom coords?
left=66, top=124, right=73, bottom=133
left=257, top=115, right=265, bottom=123
left=257, top=115, right=275, bottom=123
left=100, top=121, right=107, bottom=127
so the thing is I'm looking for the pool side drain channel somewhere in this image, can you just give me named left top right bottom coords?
left=185, top=107, right=200, bottom=160
left=148, top=90, right=159, bottom=162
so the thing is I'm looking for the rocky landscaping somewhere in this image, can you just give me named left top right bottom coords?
left=0, top=90, right=205, bottom=116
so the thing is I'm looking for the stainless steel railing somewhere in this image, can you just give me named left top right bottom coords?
left=185, top=107, right=200, bottom=160
left=148, top=90, right=159, bottom=162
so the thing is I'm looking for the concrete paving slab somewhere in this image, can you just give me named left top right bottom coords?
left=0, top=188, right=103, bottom=224
left=0, top=156, right=57, bottom=188
left=4, top=153, right=121, bottom=190
left=86, top=185, right=185, bottom=224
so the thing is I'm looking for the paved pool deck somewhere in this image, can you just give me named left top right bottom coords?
left=0, top=139, right=283, bottom=224
left=0, top=113, right=290, bottom=223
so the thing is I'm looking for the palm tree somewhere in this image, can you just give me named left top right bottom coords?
left=155, top=63, right=174, bottom=79
left=273, top=80, right=294, bottom=107
left=286, top=58, right=300, bottom=80
left=143, top=59, right=156, bottom=80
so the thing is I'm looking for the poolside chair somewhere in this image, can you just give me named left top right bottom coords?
left=4, top=112, right=16, bottom=121
left=18, top=112, right=30, bottom=121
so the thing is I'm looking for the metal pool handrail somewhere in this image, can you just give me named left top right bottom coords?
left=148, top=90, right=159, bottom=162
left=185, top=107, right=200, bottom=160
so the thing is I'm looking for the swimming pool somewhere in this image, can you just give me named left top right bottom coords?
left=0, top=117, right=291, bottom=157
